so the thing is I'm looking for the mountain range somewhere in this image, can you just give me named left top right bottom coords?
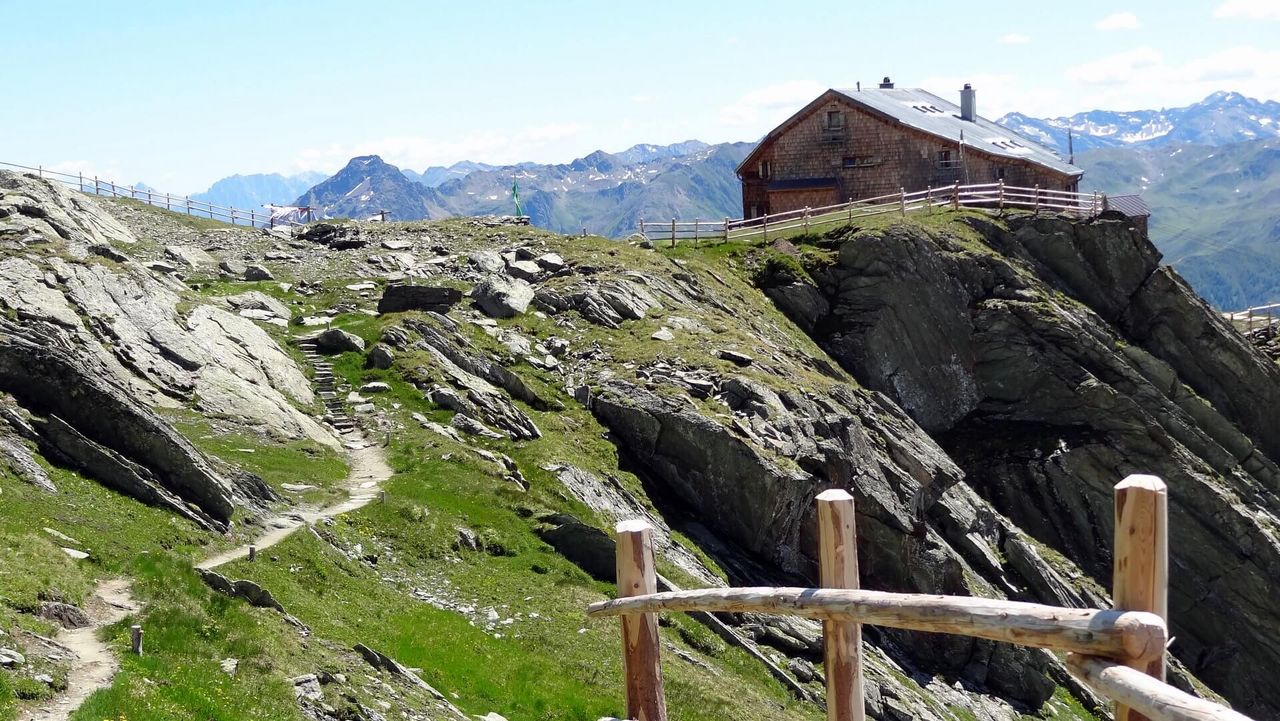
left=192, top=171, right=327, bottom=209
left=291, top=141, right=751, bottom=237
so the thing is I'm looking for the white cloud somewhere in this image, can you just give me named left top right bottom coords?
left=289, top=122, right=587, bottom=174
left=999, top=33, right=1032, bottom=44
left=718, top=80, right=825, bottom=127
left=1095, top=11, right=1140, bottom=29
left=1062, top=45, right=1280, bottom=111
left=1214, top=0, right=1280, bottom=19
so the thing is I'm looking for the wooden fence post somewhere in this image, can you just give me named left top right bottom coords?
left=616, top=520, right=667, bottom=721
left=693, top=218, right=699, bottom=247
left=763, top=213, right=769, bottom=242
left=952, top=181, right=960, bottom=210
left=817, top=489, right=866, bottom=721
left=723, top=217, right=729, bottom=243
left=248, top=545, right=257, bottom=562
left=899, top=187, right=906, bottom=217
left=997, top=180, right=1005, bottom=212
left=131, top=625, right=144, bottom=655
left=1034, top=184, right=1041, bottom=214
left=1112, top=475, right=1168, bottom=721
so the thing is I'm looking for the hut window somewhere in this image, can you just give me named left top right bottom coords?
left=826, top=110, right=844, bottom=129
left=759, top=160, right=772, bottom=178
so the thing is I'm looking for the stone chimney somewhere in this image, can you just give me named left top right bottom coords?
left=961, top=83, right=976, bottom=121
left=879, top=76, right=894, bottom=89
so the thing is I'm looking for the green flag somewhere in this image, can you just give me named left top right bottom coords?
left=512, top=179, right=523, bottom=217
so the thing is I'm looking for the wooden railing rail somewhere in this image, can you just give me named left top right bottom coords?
left=638, top=182, right=1107, bottom=246
left=0, top=160, right=306, bottom=229
left=590, top=475, right=1256, bottom=721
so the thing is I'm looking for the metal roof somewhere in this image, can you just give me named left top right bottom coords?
left=829, top=87, right=1083, bottom=177
left=1105, top=194, right=1151, bottom=217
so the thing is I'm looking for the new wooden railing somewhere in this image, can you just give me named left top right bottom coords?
left=0, top=161, right=306, bottom=228
left=637, top=182, right=1107, bottom=246
left=588, top=475, right=1255, bottom=721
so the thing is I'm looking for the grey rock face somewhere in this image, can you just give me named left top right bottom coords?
left=0, top=171, right=135, bottom=249
left=365, top=344, right=395, bottom=369
left=223, top=290, right=292, bottom=320
left=467, top=250, right=504, bottom=274
left=472, top=275, right=533, bottom=318
left=0, top=319, right=238, bottom=530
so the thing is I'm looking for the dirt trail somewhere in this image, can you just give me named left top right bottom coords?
left=20, top=432, right=393, bottom=721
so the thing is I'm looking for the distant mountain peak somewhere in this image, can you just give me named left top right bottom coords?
left=998, top=91, right=1280, bottom=155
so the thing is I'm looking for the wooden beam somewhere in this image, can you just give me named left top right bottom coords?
left=1113, top=475, right=1169, bottom=721
left=588, top=587, right=1166, bottom=662
left=615, top=520, right=667, bottom=721
left=1067, top=655, right=1254, bottom=721
left=817, top=489, right=865, bottom=721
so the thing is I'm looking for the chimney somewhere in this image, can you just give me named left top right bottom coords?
left=879, top=76, right=894, bottom=89
left=960, top=83, right=976, bottom=121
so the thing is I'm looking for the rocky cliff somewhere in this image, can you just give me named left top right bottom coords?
left=758, top=211, right=1280, bottom=717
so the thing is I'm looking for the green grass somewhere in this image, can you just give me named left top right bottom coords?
left=100, top=197, right=240, bottom=232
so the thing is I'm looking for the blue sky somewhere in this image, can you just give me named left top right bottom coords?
left=5, top=0, right=1280, bottom=192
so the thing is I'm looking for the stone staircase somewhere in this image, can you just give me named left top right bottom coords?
left=296, top=336, right=357, bottom=436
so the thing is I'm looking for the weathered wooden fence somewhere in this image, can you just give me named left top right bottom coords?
left=0, top=160, right=305, bottom=228
left=1223, top=303, right=1280, bottom=336
left=588, top=475, right=1255, bottom=721
left=637, top=182, right=1107, bottom=246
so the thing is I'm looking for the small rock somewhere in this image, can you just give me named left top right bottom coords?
left=651, top=328, right=675, bottom=341
left=717, top=349, right=754, bottom=367
left=0, top=648, right=25, bottom=667
left=345, top=282, right=377, bottom=292
left=33, top=673, right=54, bottom=685
left=37, top=601, right=91, bottom=629
left=244, top=264, right=274, bottom=281
left=221, top=658, right=239, bottom=675
left=144, top=260, right=180, bottom=274
left=353, top=403, right=376, bottom=414
left=382, top=239, right=412, bottom=250
left=61, top=547, right=89, bottom=560
left=360, top=382, right=391, bottom=393
left=281, top=483, right=316, bottom=492
left=454, top=527, right=482, bottom=552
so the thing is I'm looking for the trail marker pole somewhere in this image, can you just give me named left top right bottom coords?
left=1112, top=475, right=1168, bottom=721
left=131, top=625, right=144, bottom=655
left=248, top=545, right=257, bottom=562
left=615, top=520, right=667, bottom=721
left=817, top=490, right=866, bottom=721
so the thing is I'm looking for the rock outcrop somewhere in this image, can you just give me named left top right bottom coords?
left=759, top=213, right=1280, bottom=717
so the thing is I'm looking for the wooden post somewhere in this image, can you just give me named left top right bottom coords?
left=1248, top=309, right=1254, bottom=335
left=723, top=217, right=729, bottom=243
left=380, top=490, right=387, bottom=504
left=248, top=545, right=257, bottom=561
left=78, top=172, right=83, bottom=192
left=998, top=180, right=1005, bottom=211
left=804, top=207, right=810, bottom=233
left=817, top=489, right=865, bottom=721
left=230, top=209, right=236, bottom=226
left=952, top=180, right=960, bottom=210
left=1112, top=475, right=1168, bottom=721
left=1034, top=184, right=1041, bottom=214
left=670, top=218, right=676, bottom=248
left=763, top=212, right=768, bottom=242
left=615, top=520, right=667, bottom=721
left=130, top=625, right=143, bottom=655
left=37, top=165, right=42, bottom=179
left=693, top=218, right=699, bottom=247
left=899, top=187, right=906, bottom=217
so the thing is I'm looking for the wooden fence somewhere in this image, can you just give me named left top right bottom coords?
left=0, top=160, right=305, bottom=228
left=588, top=475, right=1255, bottom=721
left=637, top=182, right=1107, bottom=246
left=1223, top=303, right=1280, bottom=336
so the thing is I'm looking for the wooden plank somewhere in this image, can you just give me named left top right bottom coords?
left=588, top=587, right=1166, bottom=661
left=1113, top=475, right=1169, bottom=721
left=1067, top=655, right=1253, bottom=721
left=615, top=520, right=667, bottom=721
left=817, top=490, right=865, bottom=721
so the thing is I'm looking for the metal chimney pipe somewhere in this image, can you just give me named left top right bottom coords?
left=879, top=76, right=894, bottom=89
left=961, top=83, right=976, bottom=121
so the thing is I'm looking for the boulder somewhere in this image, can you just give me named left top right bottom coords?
left=164, top=245, right=215, bottom=269
left=37, top=601, right=90, bottom=629
left=223, top=290, right=292, bottom=320
left=468, top=250, right=505, bottom=274
left=535, top=253, right=566, bottom=272
left=506, top=260, right=542, bottom=282
left=376, top=284, right=464, bottom=314
left=534, top=513, right=616, bottom=581
left=244, top=264, right=274, bottom=281
left=473, top=275, right=534, bottom=318
left=365, top=344, right=395, bottom=369
left=315, top=328, right=366, bottom=354
left=218, top=259, right=248, bottom=277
